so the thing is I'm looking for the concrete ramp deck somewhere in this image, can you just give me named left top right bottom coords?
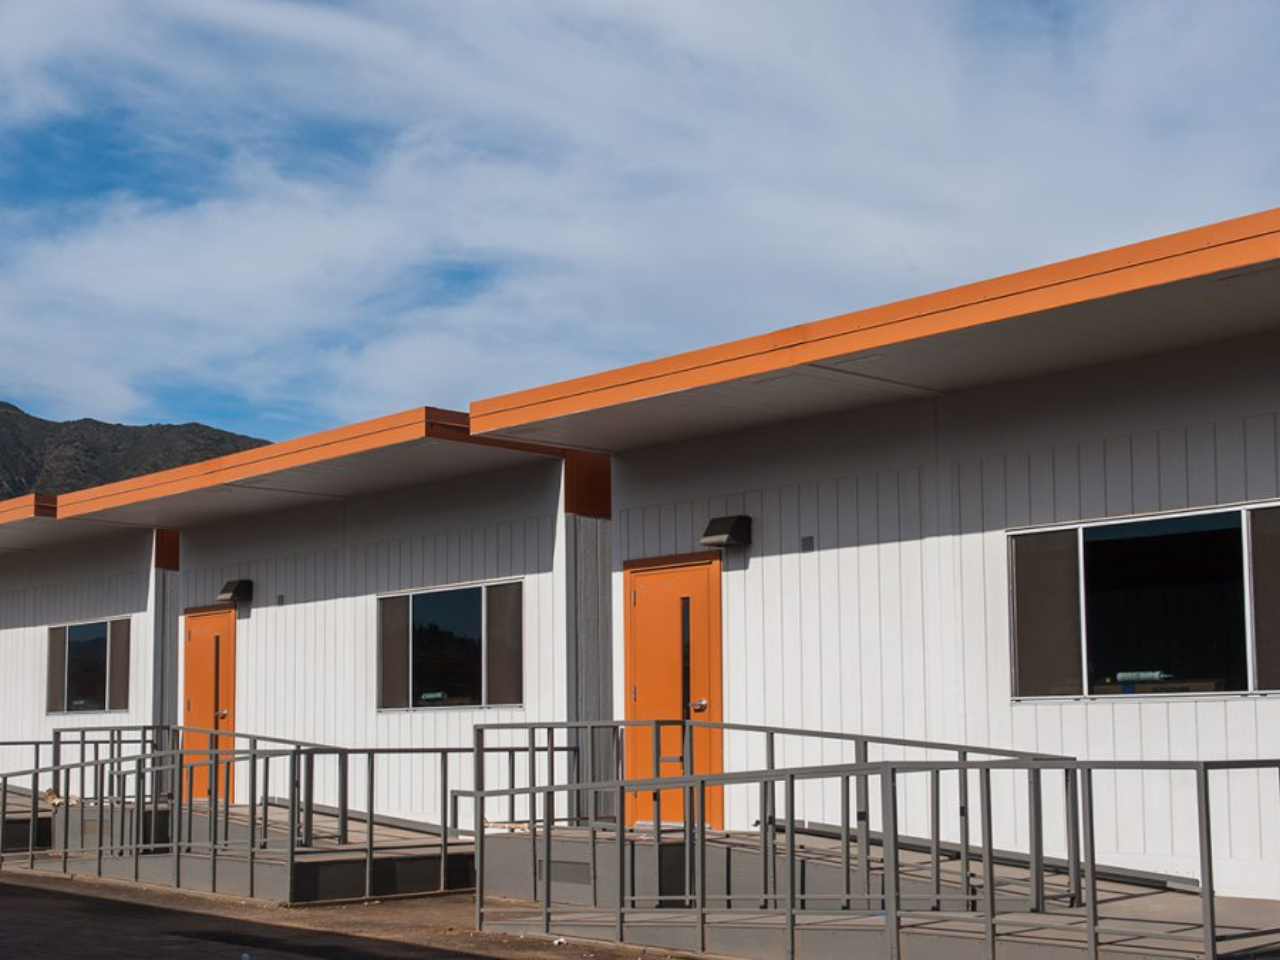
left=480, top=827, right=1280, bottom=958
left=0, top=790, right=51, bottom=853
left=8, top=800, right=474, bottom=903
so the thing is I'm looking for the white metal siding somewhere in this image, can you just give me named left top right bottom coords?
left=178, top=460, right=567, bottom=826
left=0, top=529, right=157, bottom=774
left=613, top=332, right=1280, bottom=897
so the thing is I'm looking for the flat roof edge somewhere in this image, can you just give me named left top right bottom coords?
left=0, top=493, right=57, bottom=526
left=469, top=206, right=1280, bottom=434
left=56, top=406, right=454, bottom=520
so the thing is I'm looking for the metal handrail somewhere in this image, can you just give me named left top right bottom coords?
left=464, top=717, right=1280, bottom=960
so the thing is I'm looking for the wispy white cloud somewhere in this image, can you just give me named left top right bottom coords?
left=0, top=0, right=1278, bottom=437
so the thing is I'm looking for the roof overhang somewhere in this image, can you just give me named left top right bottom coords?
left=1, top=408, right=566, bottom=553
left=471, top=207, right=1280, bottom=451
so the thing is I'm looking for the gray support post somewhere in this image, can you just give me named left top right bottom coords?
left=1196, top=766, right=1218, bottom=960
left=958, top=750, right=971, bottom=910
left=840, top=774, right=851, bottom=910
left=475, top=790, right=486, bottom=932
left=930, top=768, right=942, bottom=910
left=1028, top=767, right=1044, bottom=913
left=543, top=781, right=553, bottom=934
left=337, top=749, right=348, bottom=846
left=1081, top=768, right=1098, bottom=960
left=173, top=749, right=184, bottom=888
left=696, top=779, right=707, bottom=953
left=365, top=753, right=375, bottom=899
left=882, top=767, right=901, bottom=960
left=1065, top=768, right=1082, bottom=908
left=979, top=767, right=996, bottom=959
left=286, top=750, right=299, bottom=904
left=439, top=754, right=450, bottom=892
left=615, top=783, right=626, bottom=943
left=855, top=738, right=869, bottom=897
left=785, top=774, right=797, bottom=960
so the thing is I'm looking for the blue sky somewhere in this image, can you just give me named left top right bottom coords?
left=0, top=1, right=1278, bottom=440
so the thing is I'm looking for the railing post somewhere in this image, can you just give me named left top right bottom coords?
left=302, top=750, right=315, bottom=846
left=615, top=782, right=626, bottom=944
left=840, top=774, right=851, bottom=911
left=439, top=753, right=450, bottom=893
left=1065, top=767, right=1082, bottom=908
left=855, top=738, right=869, bottom=898
left=979, top=766, right=996, bottom=959
left=1196, top=765, right=1218, bottom=960
left=337, top=749, right=348, bottom=846
left=247, top=743, right=257, bottom=898
left=365, top=752, right=375, bottom=899
left=929, top=767, right=941, bottom=910
left=958, top=749, right=971, bottom=910
left=1081, top=768, right=1098, bottom=960
left=768, top=732, right=778, bottom=901
left=785, top=774, right=797, bottom=960
left=881, top=766, right=900, bottom=960
left=286, top=750, right=299, bottom=904
left=1028, top=766, right=1044, bottom=913
left=475, top=789, right=487, bottom=933
left=173, top=748, right=184, bottom=889
left=543, top=781, right=553, bottom=934
left=696, top=778, right=707, bottom=954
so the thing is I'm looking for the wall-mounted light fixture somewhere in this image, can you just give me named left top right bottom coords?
left=216, top=580, right=254, bottom=604
left=700, top=515, right=752, bottom=549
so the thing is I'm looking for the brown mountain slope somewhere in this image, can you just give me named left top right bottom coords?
left=0, top=401, right=268, bottom=500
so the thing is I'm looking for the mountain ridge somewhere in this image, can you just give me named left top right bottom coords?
left=0, top=402, right=268, bottom=500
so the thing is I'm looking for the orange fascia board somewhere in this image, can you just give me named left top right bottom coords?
left=57, top=406, right=502, bottom=520
left=0, top=493, right=57, bottom=526
left=471, top=206, right=1280, bottom=434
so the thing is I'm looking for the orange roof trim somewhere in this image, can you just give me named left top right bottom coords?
left=0, top=493, right=57, bottom=526
left=56, top=406, right=533, bottom=521
left=471, top=206, right=1280, bottom=434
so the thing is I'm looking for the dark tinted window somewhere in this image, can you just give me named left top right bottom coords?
left=66, top=621, right=109, bottom=712
left=412, top=587, right=483, bottom=707
left=1251, top=507, right=1280, bottom=690
left=1010, top=531, right=1083, bottom=696
left=377, top=595, right=410, bottom=708
left=1085, top=513, right=1246, bottom=694
left=47, top=627, right=67, bottom=713
left=486, top=582, right=524, bottom=705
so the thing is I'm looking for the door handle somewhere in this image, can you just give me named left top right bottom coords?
left=688, top=699, right=709, bottom=714
left=217, top=709, right=229, bottom=720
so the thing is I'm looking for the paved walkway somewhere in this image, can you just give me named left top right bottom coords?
left=0, top=871, right=660, bottom=959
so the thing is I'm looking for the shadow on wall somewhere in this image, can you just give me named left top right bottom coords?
left=0, top=528, right=153, bottom=631
left=614, top=329, right=1280, bottom=563
left=177, top=460, right=562, bottom=613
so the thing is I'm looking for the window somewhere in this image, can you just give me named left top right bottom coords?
left=377, top=582, right=523, bottom=709
left=47, top=619, right=131, bottom=713
left=1010, top=508, right=1274, bottom=698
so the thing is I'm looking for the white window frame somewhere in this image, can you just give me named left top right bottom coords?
left=376, top=576, right=526, bottom=712
left=49, top=616, right=129, bottom=715
left=1009, top=500, right=1279, bottom=702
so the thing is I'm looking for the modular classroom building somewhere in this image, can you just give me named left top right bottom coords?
left=4, top=207, right=1280, bottom=913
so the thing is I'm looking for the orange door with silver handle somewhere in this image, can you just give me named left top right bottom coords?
left=182, top=607, right=237, bottom=799
left=624, top=554, right=723, bottom=828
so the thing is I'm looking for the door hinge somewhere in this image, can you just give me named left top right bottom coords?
left=631, top=684, right=637, bottom=702
left=631, top=590, right=636, bottom=606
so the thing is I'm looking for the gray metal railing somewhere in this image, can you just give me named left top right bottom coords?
left=1, top=722, right=578, bottom=901
left=462, top=720, right=1280, bottom=960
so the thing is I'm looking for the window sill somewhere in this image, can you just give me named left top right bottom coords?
left=375, top=704, right=527, bottom=714
left=1012, top=690, right=1279, bottom=705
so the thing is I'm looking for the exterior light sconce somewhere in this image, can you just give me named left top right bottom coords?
left=700, top=515, right=752, bottom=549
left=216, top=579, right=254, bottom=605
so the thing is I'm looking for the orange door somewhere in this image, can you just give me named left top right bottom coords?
left=624, top=555, right=723, bottom=828
left=182, top=608, right=236, bottom=799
